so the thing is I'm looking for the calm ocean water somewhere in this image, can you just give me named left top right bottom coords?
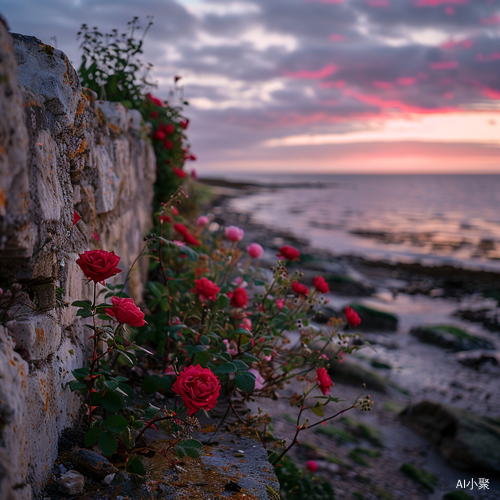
left=214, top=174, right=500, bottom=271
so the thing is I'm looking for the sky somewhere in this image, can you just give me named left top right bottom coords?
left=2, top=0, right=500, bottom=174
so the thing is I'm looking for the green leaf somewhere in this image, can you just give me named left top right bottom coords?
left=142, top=375, right=162, bottom=394
left=235, top=371, right=256, bottom=394
left=161, top=376, right=174, bottom=393
left=234, top=328, right=252, bottom=336
left=216, top=294, right=230, bottom=309
left=84, top=426, right=103, bottom=446
left=240, top=353, right=260, bottom=364
left=254, top=280, right=265, bottom=286
left=177, top=439, right=204, bottom=458
left=311, top=403, right=324, bottom=417
left=193, top=350, right=211, bottom=368
left=175, top=445, right=186, bottom=459
left=77, top=309, right=93, bottom=318
left=69, top=380, right=87, bottom=392
left=104, top=380, right=119, bottom=391
left=99, top=431, right=118, bottom=457
left=147, top=281, right=168, bottom=299
left=233, top=360, right=249, bottom=372
left=101, top=391, right=124, bottom=412
left=178, top=245, right=198, bottom=262
left=126, top=455, right=147, bottom=475
left=215, top=362, right=237, bottom=374
left=102, top=415, right=129, bottom=433
left=72, top=300, right=92, bottom=309
left=118, top=382, right=135, bottom=399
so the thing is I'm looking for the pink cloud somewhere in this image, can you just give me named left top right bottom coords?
left=440, top=38, right=474, bottom=49
left=343, top=88, right=459, bottom=115
left=415, top=0, right=467, bottom=6
left=329, top=34, right=346, bottom=41
left=429, top=61, right=459, bottom=69
left=318, top=80, right=346, bottom=88
left=444, top=92, right=454, bottom=99
left=373, top=81, right=394, bottom=89
left=482, top=86, right=500, bottom=99
left=397, top=77, right=418, bottom=86
left=445, top=6, right=455, bottom=14
left=366, top=0, right=390, bottom=7
left=305, top=0, right=344, bottom=3
left=477, top=52, right=500, bottom=61
left=285, top=63, right=338, bottom=79
left=481, top=14, right=500, bottom=25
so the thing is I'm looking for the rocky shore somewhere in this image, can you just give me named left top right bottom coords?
left=200, top=178, right=500, bottom=500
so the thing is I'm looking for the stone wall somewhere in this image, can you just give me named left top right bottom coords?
left=0, top=21, right=155, bottom=500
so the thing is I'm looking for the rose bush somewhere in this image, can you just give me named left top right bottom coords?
left=172, top=365, right=221, bottom=416
left=277, top=245, right=300, bottom=261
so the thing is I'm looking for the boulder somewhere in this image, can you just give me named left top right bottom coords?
left=57, top=470, right=85, bottom=495
left=409, top=325, right=494, bottom=351
left=456, top=350, right=500, bottom=369
left=70, top=448, right=118, bottom=481
left=401, top=400, right=500, bottom=472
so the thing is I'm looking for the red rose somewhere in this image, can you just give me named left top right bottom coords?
left=105, top=297, right=146, bottom=327
left=277, top=245, right=300, bottom=261
left=164, top=123, right=175, bottom=134
left=183, top=231, right=200, bottom=247
left=315, top=367, right=333, bottom=395
left=180, top=119, right=189, bottom=130
left=292, top=282, right=309, bottom=296
left=163, top=139, right=174, bottom=150
left=73, top=210, right=81, bottom=225
left=173, top=167, right=187, bottom=179
left=159, top=214, right=172, bottom=224
left=313, top=276, right=329, bottom=294
left=76, top=250, right=122, bottom=283
left=152, top=130, right=166, bottom=141
left=174, top=223, right=199, bottom=246
left=344, top=306, right=361, bottom=327
left=191, top=278, right=220, bottom=302
left=174, top=223, right=188, bottom=235
left=146, top=93, right=163, bottom=107
left=306, top=460, right=318, bottom=473
left=229, top=288, right=248, bottom=308
left=172, top=364, right=221, bottom=416
left=149, top=111, right=159, bottom=119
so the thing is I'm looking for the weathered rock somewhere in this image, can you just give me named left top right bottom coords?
left=101, top=473, right=115, bottom=486
left=409, top=325, right=494, bottom=351
left=57, top=470, right=85, bottom=495
left=401, top=400, right=500, bottom=472
left=325, top=274, right=375, bottom=297
left=348, top=303, right=398, bottom=332
left=456, top=350, right=500, bottom=369
left=70, top=449, right=118, bottom=481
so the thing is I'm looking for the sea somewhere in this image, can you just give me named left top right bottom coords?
left=207, top=173, right=500, bottom=272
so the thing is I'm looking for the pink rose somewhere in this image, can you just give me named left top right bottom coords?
left=172, top=365, right=221, bottom=415
left=196, top=216, right=209, bottom=227
left=247, top=243, right=264, bottom=259
left=315, top=367, right=333, bottom=396
left=105, top=297, right=146, bottom=327
left=225, top=225, right=244, bottom=242
left=306, top=460, right=318, bottom=473
left=223, top=339, right=238, bottom=357
left=239, top=318, right=252, bottom=331
left=276, top=298, right=285, bottom=310
left=249, top=368, right=265, bottom=390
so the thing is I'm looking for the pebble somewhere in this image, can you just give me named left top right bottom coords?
left=57, top=470, right=85, bottom=495
left=102, top=473, right=116, bottom=485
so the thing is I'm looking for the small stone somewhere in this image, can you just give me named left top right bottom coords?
left=57, top=470, right=85, bottom=495
left=102, top=473, right=116, bottom=485
left=70, top=448, right=118, bottom=481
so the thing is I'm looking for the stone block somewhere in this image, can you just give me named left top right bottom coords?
left=96, top=101, right=128, bottom=132
left=93, top=146, right=120, bottom=214
left=127, top=109, right=143, bottom=131
left=12, top=34, right=80, bottom=127
left=5, top=314, right=62, bottom=361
